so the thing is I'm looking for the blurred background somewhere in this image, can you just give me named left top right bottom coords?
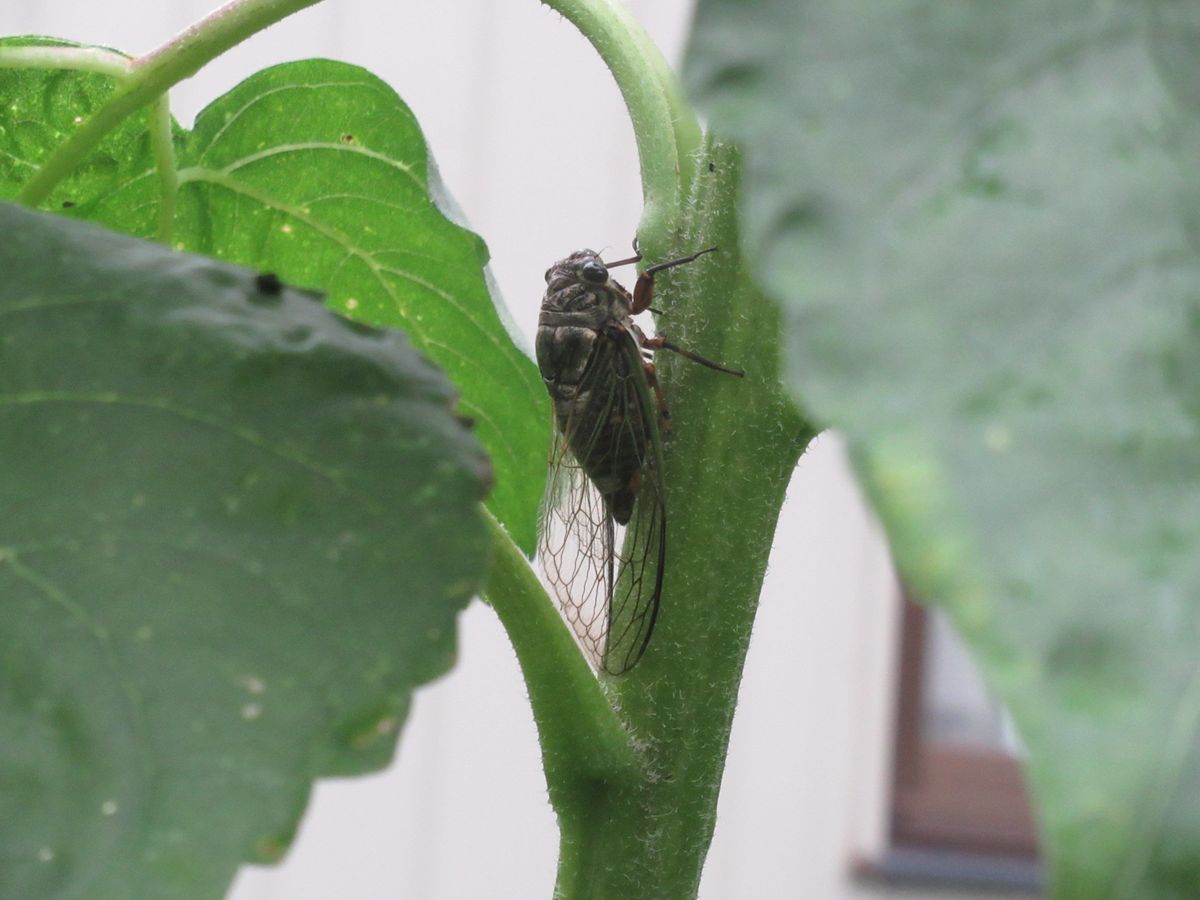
left=2, top=2, right=1042, bottom=897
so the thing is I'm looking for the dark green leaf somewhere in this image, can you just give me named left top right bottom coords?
left=688, top=2, right=1200, bottom=896
left=0, top=50, right=546, bottom=553
left=0, top=203, right=491, bottom=898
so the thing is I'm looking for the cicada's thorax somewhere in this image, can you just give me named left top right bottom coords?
left=537, top=251, right=649, bottom=525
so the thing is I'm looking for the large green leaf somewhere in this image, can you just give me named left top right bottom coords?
left=0, top=203, right=491, bottom=899
left=687, top=2, right=1200, bottom=897
left=0, top=46, right=546, bottom=552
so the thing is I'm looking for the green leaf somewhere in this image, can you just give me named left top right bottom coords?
left=0, top=49, right=546, bottom=553
left=687, top=2, right=1200, bottom=897
left=0, top=203, right=491, bottom=898
left=0, top=38, right=148, bottom=213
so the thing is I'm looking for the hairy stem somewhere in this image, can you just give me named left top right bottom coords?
left=515, top=10, right=816, bottom=889
left=149, top=94, right=178, bottom=244
left=15, top=0, right=325, bottom=208
left=482, top=512, right=640, bottom=794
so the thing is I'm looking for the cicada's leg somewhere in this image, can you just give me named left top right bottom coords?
left=622, top=320, right=673, bottom=428
left=640, top=358, right=672, bottom=432
left=642, top=335, right=745, bottom=378
left=630, top=246, right=719, bottom=314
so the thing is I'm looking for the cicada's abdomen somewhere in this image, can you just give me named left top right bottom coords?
left=537, top=323, right=648, bottom=524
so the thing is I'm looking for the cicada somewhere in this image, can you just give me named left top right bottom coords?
left=536, top=245, right=742, bottom=674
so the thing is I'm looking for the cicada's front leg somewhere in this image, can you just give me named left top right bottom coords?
left=618, top=245, right=744, bottom=377
left=629, top=246, right=719, bottom=314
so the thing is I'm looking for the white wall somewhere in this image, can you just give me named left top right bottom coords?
left=1, top=3, right=907, bottom=897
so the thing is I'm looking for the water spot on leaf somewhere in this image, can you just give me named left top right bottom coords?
left=985, top=423, right=1013, bottom=451
left=442, top=579, right=475, bottom=601
left=348, top=714, right=398, bottom=749
left=238, top=674, right=266, bottom=695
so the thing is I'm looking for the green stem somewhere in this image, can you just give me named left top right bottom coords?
left=0, top=45, right=130, bottom=79
left=149, top=94, right=178, bottom=244
left=540, top=0, right=703, bottom=257
left=483, top=510, right=647, bottom=894
left=15, top=0, right=326, bottom=208
left=481, top=511, right=639, bottom=793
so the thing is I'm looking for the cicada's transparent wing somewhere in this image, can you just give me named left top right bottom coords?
left=538, top=432, right=615, bottom=666
left=601, top=426, right=665, bottom=675
left=536, top=340, right=666, bottom=675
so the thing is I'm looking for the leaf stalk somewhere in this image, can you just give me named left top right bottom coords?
left=14, top=0, right=326, bottom=208
left=482, top=511, right=641, bottom=793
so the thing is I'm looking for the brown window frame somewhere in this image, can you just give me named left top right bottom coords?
left=861, top=594, right=1043, bottom=891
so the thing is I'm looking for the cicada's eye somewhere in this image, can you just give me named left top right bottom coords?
left=544, top=267, right=554, bottom=283
left=581, top=260, right=608, bottom=284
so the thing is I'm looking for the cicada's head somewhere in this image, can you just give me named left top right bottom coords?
left=541, top=249, right=618, bottom=313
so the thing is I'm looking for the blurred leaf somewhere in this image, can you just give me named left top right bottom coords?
left=688, top=1, right=1200, bottom=896
left=0, top=203, right=491, bottom=898
left=0, top=49, right=546, bottom=552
